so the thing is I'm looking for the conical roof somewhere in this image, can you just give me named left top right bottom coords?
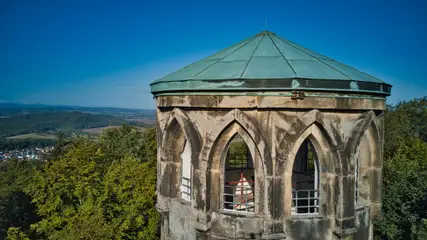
left=150, top=31, right=391, bottom=96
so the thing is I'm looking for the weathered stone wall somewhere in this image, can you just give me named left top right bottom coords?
left=155, top=94, right=385, bottom=240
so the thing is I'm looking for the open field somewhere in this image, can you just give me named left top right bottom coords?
left=81, top=126, right=121, bottom=134
left=6, top=133, right=56, bottom=140
left=124, top=117, right=156, bottom=125
left=82, top=125, right=146, bottom=135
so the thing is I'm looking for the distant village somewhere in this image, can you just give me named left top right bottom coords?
left=0, top=146, right=54, bottom=161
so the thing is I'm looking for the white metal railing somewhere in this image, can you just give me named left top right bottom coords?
left=292, top=189, right=319, bottom=214
left=223, top=184, right=255, bottom=212
left=181, top=177, right=191, bottom=201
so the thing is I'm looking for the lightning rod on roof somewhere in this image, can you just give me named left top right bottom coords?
left=264, top=16, right=268, bottom=30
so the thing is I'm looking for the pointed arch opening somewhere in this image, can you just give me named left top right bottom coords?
left=292, top=138, right=320, bottom=214
left=283, top=123, right=336, bottom=217
left=223, top=134, right=255, bottom=213
left=206, top=120, right=265, bottom=214
left=160, top=117, right=194, bottom=202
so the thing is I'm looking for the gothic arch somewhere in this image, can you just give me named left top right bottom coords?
left=158, top=108, right=202, bottom=203
left=205, top=120, right=267, bottom=215
left=277, top=110, right=343, bottom=175
left=202, top=109, right=272, bottom=175
left=161, top=108, right=202, bottom=164
left=346, top=111, right=381, bottom=209
left=345, top=111, right=378, bottom=167
left=283, top=123, right=337, bottom=216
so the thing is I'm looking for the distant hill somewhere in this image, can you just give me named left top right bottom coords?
left=0, top=111, right=145, bottom=138
left=0, top=103, right=156, bottom=119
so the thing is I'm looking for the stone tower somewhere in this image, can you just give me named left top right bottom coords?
left=151, top=31, right=391, bottom=240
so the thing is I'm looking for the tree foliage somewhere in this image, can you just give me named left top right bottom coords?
left=227, top=136, right=250, bottom=168
left=0, top=159, right=41, bottom=239
left=6, top=227, right=30, bottom=240
left=375, top=97, right=427, bottom=239
left=384, top=97, right=427, bottom=158
left=23, top=126, right=159, bottom=239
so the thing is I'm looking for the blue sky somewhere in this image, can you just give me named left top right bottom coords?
left=0, top=0, right=426, bottom=109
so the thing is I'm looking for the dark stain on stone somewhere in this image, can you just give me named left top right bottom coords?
left=286, top=218, right=332, bottom=240
left=354, top=210, right=371, bottom=240
left=155, top=116, right=163, bottom=146
left=160, top=164, right=172, bottom=197
left=273, top=177, right=284, bottom=220
left=207, top=109, right=225, bottom=117
left=193, top=171, right=205, bottom=210
left=189, top=96, right=224, bottom=108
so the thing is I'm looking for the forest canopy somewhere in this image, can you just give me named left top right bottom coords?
left=1, top=126, right=159, bottom=240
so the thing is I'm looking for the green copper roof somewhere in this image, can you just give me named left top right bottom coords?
left=150, top=31, right=392, bottom=96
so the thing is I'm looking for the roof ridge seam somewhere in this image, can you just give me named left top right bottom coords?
left=275, top=35, right=332, bottom=60
left=275, top=35, right=384, bottom=83
left=191, top=35, right=259, bottom=79
left=273, top=35, right=353, bottom=80
left=315, top=59, right=384, bottom=83
left=151, top=33, right=257, bottom=84
left=268, top=34, right=297, bottom=76
left=239, top=34, right=264, bottom=78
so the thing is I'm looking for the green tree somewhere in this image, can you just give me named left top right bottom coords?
left=99, top=126, right=157, bottom=177
left=101, top=156, right=158, bottom=239
left=375, top=97, right=427, bottom=239
left=41, top=131, right=71, bottom=161
left=0, top=159, right=40, bottom=239
left=27, top=139, right=105, bottom=238
left=375, top=138, right=427, bottom=239
left=411, top=219, right=427, bottom=240
left=384, top=97, right=427, bottom=158
left=25, top=126, right=159, bottom=239
left=6, top=227, right=30, bottom=240
left=227, top=136, right=249, bottom=168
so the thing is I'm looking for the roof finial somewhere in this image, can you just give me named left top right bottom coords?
left=264, top=16, right=268, bottom=30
